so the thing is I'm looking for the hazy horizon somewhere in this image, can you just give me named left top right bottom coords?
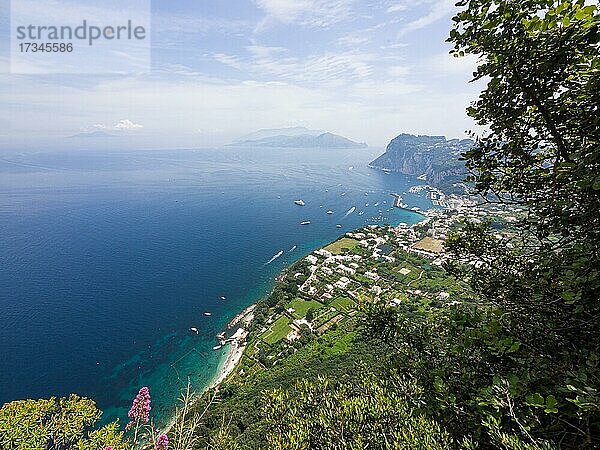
left=0, top=0, right=484, bottom=151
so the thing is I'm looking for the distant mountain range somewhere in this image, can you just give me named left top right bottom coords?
left=69, top=130, right=116, bottom=139
left=370, top=133, right=473, bottom=187
left=231, top=127, right=367, bottom=149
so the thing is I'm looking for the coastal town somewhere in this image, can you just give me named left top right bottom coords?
left=214, top=183, right=526, bottom=382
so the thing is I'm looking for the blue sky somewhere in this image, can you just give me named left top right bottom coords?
left=0, top=0, right=484, bottom=150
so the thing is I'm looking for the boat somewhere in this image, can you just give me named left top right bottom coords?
left=327, top=210, right=333, bottom=214
left=220, top=296, right=226, bottom=300
left=204, top=312, right=212, bottom=316
left=190, top=327, right=199, bottom=334
left=341, top=192, right=346, bottom=196
left=213, top=345, right=222, bottom=350
left=336, top=224, right=342, bottom=228
left=294, top=200, right=305, bottom=206
left=301, top=221, right=311, bottom=225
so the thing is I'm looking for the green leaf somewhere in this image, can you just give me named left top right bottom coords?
left=545, top=395, right=558, bottom=413
left=525, top=392, right=544, bottom=407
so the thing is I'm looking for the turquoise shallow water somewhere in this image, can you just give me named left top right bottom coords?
left=0, top=146, right=428, bottom=426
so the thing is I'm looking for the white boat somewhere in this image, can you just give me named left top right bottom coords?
left=220, top=296, right=226, bottom=300
left=190, top=327, right=199, bottom=334
left=301, top=221, right=311, bottom=225
left=294, top=200, right=305, bottom=206
left=336, top=224, right=342, bottom=228
left=204, top=312, right=212, bottom=316
left=341, top=192, right=346, bottom=196
left=213, top=345, right=222, bottom=350
left=327, top=210, right=333, bottom=214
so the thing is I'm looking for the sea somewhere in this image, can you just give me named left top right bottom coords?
left=0, top=145, right=430, bottom=426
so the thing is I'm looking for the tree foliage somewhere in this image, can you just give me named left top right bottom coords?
left=0, top=395, right=131, bottom=450
left=264, top=376, right=455, bottom=450
left=442, top=0, right=600, bottom=446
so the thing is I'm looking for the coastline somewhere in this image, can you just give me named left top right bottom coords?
left=162, top=304, right=256, bottom=433
left=209, top=304, right=256, bottom=389
left=160, top=196, right=430, bottom=433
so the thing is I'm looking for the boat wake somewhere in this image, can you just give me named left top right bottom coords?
left=343, top=206, right=356, bottom=218
left=265, top=250, right=284, bottom=265
left=289, top=245, right=297, bottom=252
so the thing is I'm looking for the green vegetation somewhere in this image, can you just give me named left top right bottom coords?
left=329, top=296, right=355, bottom=314
left=324, top=237, right=359, bottom=255
left=0, top=395, right=131, bottom=450
left=2, top=0, right=598, bottom=448
left=286, top=298, right=324, bottom=319
left=260, top=316, right=292, bottom=345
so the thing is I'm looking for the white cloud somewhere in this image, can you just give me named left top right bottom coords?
left=337, top=34, right=370, bottom=46
left=213, top=48, right=376, bottom=85
left=427, top=52, right=480, bottom=77
left=400, top=0, right=455, bottom=35
left=254, top=0, right=355, bottom=28
left=114, top=119, right=144, bottom=131
left=387, top=4, right=408, bottom=13
left=387, top=65, right=411, bottom=77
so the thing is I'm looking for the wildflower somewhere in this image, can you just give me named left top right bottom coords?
left=104, top=447, right=113, bottom=450
left=128, top=386, right=152, bottom=423
left=125, top=386, right=152, bottom=442
left=155, top=433, right=169, bottom=450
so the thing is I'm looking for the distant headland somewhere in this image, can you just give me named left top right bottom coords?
left=229, top=127, right=368, bottom=149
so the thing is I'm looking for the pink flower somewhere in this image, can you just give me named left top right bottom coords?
left=126, top=386, right=152, bottom=430
left=104, top=447, right=113, bottom=450
left=155, top=433, right=169, bottom=450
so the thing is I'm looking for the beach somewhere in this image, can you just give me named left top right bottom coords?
left=162, top=304, right=255, bottom=433
left=210, top=336, right=247, bottom=389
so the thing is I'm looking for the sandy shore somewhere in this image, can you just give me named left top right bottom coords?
left=162, top=304, right=255, bottom=433
left=209, top=337, right=247, bottom=389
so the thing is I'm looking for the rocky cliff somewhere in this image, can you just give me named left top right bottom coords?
left=370, top=133, right=473, bottom=186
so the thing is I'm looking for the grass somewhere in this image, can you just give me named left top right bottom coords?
left=317, top=314, right=345, bottom=334
left=261, top=316, right=292, bottom=345
left=287, top=298, right=324, bottom=319
left=412, top=237, right=444, bottom=253
left=325, top=238, right=360, bottom=255
left=330, top=296, right=356, bottom=314
left=312, top=308, right=339, bottom=329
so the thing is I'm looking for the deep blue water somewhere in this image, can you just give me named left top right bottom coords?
left=0, top=146, right=429, bottom=425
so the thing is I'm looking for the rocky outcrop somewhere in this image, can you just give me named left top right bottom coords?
left=370, top=133, right=473, bottom=186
